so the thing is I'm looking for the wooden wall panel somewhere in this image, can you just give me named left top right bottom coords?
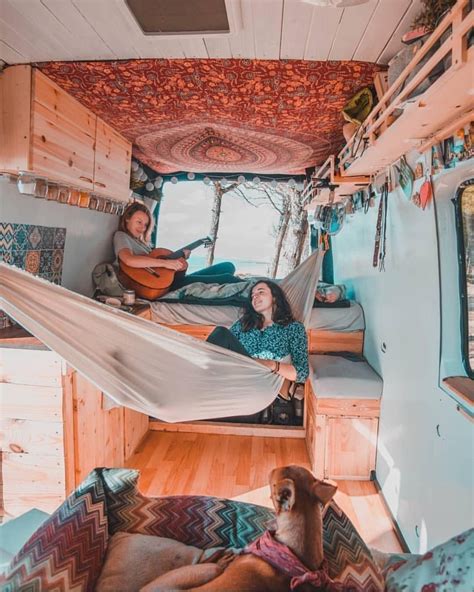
left=124, top=408, right=149, bottom=460
left=1, top=384, right=63, bottom=421
left=1, top=452, right=65, bottom=517
left=0, top=349, right=63, bottom=386
left=0, top=419, right=63, bottom=455
left=73, top=372, right=125, bottom=485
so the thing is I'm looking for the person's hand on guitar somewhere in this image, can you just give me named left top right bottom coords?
left=161, top=258, right=187, bottom=272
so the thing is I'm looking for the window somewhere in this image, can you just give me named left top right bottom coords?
left=455, top=180, right=474, bottom=378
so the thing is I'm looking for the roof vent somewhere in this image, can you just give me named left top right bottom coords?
left=126, top=0, right=230, bottom=35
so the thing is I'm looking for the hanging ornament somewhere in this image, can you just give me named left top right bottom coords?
left=154, top=177, right=163, bottom=188
left=203, top=177, right=211, bottom=185
left=140, top=171, right=148, bottom=181
left=145, top=182, right=154, bottom=191
left=288, top=178, right=296, bottom=187
left=221, top=177, right=228, bottom=186
left=187, top=172, right=196, bottom=181
left=270, top=179, right=278, bottom=189
left=237, top=175, right=246, bottom=184
left=171, top=176, right=178, bottom=184
left=253, top=176, right=260, bottom=185
left=397, top=156, right=414, bottom=201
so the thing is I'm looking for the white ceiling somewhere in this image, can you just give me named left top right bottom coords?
left=0, top=0, right=421, bottom=66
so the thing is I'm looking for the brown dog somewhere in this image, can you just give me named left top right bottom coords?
left=141, top=465, right=337, bottom=592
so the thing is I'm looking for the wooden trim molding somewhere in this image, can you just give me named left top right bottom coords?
left=443, top=377, right=474, bottom=406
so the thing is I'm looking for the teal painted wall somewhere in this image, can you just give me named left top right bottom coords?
left=331, top=160, right=473, bottom=552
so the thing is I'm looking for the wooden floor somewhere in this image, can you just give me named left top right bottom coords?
left=126, top=431, right=402, bottom=553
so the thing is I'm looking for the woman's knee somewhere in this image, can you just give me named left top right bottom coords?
left=207, top=326, right=229, bottom=340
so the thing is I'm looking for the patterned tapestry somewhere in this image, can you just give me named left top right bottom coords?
left=38, top=59, right=382, bottom=175
left=0, top=223, right=66, bottom=328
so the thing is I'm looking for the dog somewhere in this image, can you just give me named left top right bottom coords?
left=140, top=465, right=338, bottom=592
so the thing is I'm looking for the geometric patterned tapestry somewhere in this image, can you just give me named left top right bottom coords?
left=38, top=59, right=382, bottom=175
left=0, top=222, right=66, bottom=328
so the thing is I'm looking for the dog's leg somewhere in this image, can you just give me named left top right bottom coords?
left=140, top=562, right=225, bottom=592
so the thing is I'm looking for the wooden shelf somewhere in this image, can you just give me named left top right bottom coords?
left=338, top=1, right=473, bottom=178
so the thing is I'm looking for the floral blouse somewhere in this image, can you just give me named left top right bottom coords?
left=230, top=320, right=309, bottom=383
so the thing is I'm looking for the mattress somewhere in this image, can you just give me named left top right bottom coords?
left=150, top=300, right=365, bottom=332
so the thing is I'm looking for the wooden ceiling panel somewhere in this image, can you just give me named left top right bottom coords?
left=73, top=0, right=142, bottom=59
left=204, top=37, right=232, bottom=59
left=0, top=0, right=73, bottom=62
left=41, top=0, right=116, bottom=60
left=377, top=0, right=422, bottom=64
left=280, top=1, right=314, bottom=60
left=0, top=38, right=25, bottom=64
left=328, top=0, right=379, bottom=61
left=0, top=0, right=420, bottom=65
left=228, top=0, right=256, bottom=59
left=353, top=0, right=412, bottom=63
left=252, top=0, right=283, bottom=60
left=304, top=6, right=343, bottom=61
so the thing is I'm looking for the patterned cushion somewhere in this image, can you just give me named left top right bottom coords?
left=0, top=470, right=109, bottom=592
left=1, top=468, right=384, bottom=592
left=100, top=468, right=384, bottom=591
left=385, top=528, right=474, bottom=592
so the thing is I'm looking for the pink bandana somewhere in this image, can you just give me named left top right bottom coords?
left=244, top=530, right=344, bottom=590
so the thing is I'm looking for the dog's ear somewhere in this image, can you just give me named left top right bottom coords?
left=312, top=480, right=337, bottom=505
left=271, top=478, right=296, bottom=513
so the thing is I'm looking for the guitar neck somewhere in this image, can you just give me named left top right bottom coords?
left=168, top=239, right=205, bottom=260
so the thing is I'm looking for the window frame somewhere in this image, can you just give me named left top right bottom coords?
left=453, top=178, right=474, bottom=379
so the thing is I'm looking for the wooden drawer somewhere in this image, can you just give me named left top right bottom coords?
left=94, top=118, right=132, bottom=202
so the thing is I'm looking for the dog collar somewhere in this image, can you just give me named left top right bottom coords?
left=244, top=530, right=344, bottom=590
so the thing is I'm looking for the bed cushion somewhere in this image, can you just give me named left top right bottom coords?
left=150, top=300, right=365, bottom=331
left=310, top=354, right=383, bottom=399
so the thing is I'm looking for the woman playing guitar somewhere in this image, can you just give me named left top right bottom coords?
left=114, top=203, right=239, bottom=298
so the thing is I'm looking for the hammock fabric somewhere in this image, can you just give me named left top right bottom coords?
left=0, top=251, right=323, bottom=423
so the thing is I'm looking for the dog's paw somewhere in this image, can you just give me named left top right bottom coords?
left=216, top=550, right=236, bottom=572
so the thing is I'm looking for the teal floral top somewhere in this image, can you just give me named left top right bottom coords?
left=230, top=320, right=309, bottom=383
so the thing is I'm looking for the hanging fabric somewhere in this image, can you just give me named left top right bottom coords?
left=0, top=250, right=323, bottom=423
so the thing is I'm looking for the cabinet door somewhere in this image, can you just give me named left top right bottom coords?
left=325, top=416, right=378, bottom=480
left=31, top=71, right=96, bottom=189
left=94, top=118, right=131, bottom=202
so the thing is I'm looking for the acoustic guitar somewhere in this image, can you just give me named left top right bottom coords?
left=118, top=236, right=213, bottom=300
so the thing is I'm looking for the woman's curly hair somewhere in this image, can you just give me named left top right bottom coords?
left=240, top=280, right=295, bottom=331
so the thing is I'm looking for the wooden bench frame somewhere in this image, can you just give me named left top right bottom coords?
left=304, top=379, right=380, bottom=481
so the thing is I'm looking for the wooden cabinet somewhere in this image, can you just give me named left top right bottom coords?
left=0, top=65, right=131, bottom=201
left=94, top=118, right=132, bottom=201
left=32, top=70, right=96, bottom=190
left=0, top=347, right=148, bottom=519
left=305, top=381, right=379, bottom=481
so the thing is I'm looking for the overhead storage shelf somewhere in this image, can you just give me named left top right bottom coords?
left=338, top=0, right=473, bottom=179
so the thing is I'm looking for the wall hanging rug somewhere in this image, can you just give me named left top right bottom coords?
left=0, top=251, right=323, bottom=423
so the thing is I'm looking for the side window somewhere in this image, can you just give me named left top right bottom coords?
left=456, top=181, right=474, bottom=377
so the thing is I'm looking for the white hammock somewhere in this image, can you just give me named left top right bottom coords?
left=0, top=250, right=323, bottom=422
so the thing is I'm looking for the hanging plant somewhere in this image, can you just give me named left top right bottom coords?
left=412, top=0, right=456, bottom=32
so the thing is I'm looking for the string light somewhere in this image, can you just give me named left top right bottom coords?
left=154, top=177, right=163, bottom=188
left=237, top=175, right=246, bottom=184
left=145, top=182, right=154, bottom=191
left=203, top=177, right=211, bottom=185
left=171, top=176, right=178, bottom=184
left=187, top=172, right=196, bottom=180
left=253, top=176, right=260, bottom=185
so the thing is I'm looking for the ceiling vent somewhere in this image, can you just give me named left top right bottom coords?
left=125, top=0, right=233, bottom=35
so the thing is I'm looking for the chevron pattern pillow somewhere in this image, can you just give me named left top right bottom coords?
left=0, top=470, right=109, bottom=592
left=1, top=468, right=384, bottom=592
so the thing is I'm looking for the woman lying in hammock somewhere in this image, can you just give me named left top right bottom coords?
left=207, top=280, right=309, bottom=384
left=113, top=202, right=240, bottom=289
